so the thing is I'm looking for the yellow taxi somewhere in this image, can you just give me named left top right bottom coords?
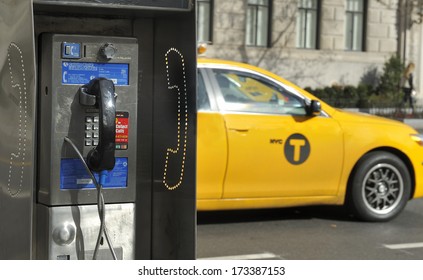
left=197, top=58, right=423, bottom=222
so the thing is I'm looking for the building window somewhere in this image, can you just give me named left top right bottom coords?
left=197, top=0, right=213, bottom=43
left=296, top=0, right=320, bottom=49
left=246, top=0, right=271, bottom=47
left=345, top=0, right=366, bottom=51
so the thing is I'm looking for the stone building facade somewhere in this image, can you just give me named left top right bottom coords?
left=197, top=0, right=423, bottom=93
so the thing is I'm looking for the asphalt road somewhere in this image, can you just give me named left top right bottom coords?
left=197, top=198, right=423, bottom=260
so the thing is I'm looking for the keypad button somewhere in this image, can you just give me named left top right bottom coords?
left=85, top=132, right=92, bottom=138
left=85, top=140, right=92, bottom=146
left=85, top=116, right=93, bottom=123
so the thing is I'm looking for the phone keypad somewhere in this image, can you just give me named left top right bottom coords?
left=84, top=115, right=124, bottom=149
left=84, top=116, right=99, bottom=146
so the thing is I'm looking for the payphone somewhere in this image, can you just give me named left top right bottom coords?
left=36, top=34, right=138, bottom=260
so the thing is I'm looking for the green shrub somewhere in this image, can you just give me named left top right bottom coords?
left=305, top=54, right=405, bottom=109
left=307, top=85, right=362, bottom=108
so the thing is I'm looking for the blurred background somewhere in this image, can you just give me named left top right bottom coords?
left=196, top=0, right=423, bottom=117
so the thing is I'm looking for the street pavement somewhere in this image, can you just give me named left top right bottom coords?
left=197, top=198, right=423, bottom=260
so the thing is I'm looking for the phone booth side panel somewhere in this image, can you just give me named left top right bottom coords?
left=0, top=0, right=37, bottom=260
left=150, top=13, right=197, bottom=260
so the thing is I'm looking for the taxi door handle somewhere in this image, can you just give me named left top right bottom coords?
left=229, top=127, right=250, bottom=133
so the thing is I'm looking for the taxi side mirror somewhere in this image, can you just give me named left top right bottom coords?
left=306, top=100, right=321, bottom=116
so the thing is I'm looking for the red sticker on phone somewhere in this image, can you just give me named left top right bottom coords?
left=116, top=111, right=129, bottom=150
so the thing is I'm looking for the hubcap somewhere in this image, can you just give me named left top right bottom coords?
left=377, top=183, right=388, bottom=195
left=362, top=163, right=404, bottom=215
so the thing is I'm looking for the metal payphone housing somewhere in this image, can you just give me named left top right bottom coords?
left=37, top=34, right=138, bottom=259
left=38, top=34, right=138, bottom=206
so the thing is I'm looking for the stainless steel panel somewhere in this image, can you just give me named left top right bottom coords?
left=36, top=203, right=135, bottom=260
left=0, top=0, right=36, bottom=259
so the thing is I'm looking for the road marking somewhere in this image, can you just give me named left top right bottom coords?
left=384, top=242, right=423, bottom=250
left=199, top=252, right=280, bottom=260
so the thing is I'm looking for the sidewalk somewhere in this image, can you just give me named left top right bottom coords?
left=403, top=119, right=423, bottom=131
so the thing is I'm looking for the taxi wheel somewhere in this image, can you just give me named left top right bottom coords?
left=348, top=151, right=411, bottom=222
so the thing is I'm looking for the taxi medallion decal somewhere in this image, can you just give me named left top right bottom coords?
left=284, top=133, right=310, bottom=165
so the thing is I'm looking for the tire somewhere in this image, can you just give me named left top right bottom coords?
left=348, top=151, right=411, bottom=222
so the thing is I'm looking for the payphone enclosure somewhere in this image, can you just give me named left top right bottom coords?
left=0, top=0, right=197, bottom=260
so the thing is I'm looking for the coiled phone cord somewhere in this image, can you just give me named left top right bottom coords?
left=64, top=136, right=117, bottom=260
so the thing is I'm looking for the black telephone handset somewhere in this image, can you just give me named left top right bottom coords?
left=79, top=77, right=116, bottom=172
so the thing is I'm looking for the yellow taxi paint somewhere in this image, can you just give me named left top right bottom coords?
left=333, top=110, right=423, bottom=200
left=222, top=114, right=343, bottom=198
left=196, top=111, right=228, bottom=199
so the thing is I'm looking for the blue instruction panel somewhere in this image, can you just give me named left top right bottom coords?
left=62, top=62, right=129, bottom=85
left=60, top=157, right=128, bottom=189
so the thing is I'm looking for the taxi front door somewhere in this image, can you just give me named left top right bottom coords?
left=207, top=67, right=344, bottom=200
left=222, top=113, right=344, bottom=199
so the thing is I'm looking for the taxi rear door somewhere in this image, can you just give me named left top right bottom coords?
left=196, top=68, right=228, bottom=199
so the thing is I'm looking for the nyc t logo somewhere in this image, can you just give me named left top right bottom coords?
left=284, top=133, right=310, bottom=165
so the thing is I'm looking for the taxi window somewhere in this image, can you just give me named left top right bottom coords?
left=211, top=68, right=307, bottom=115
left=197, top=70, right=211, bottom=111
